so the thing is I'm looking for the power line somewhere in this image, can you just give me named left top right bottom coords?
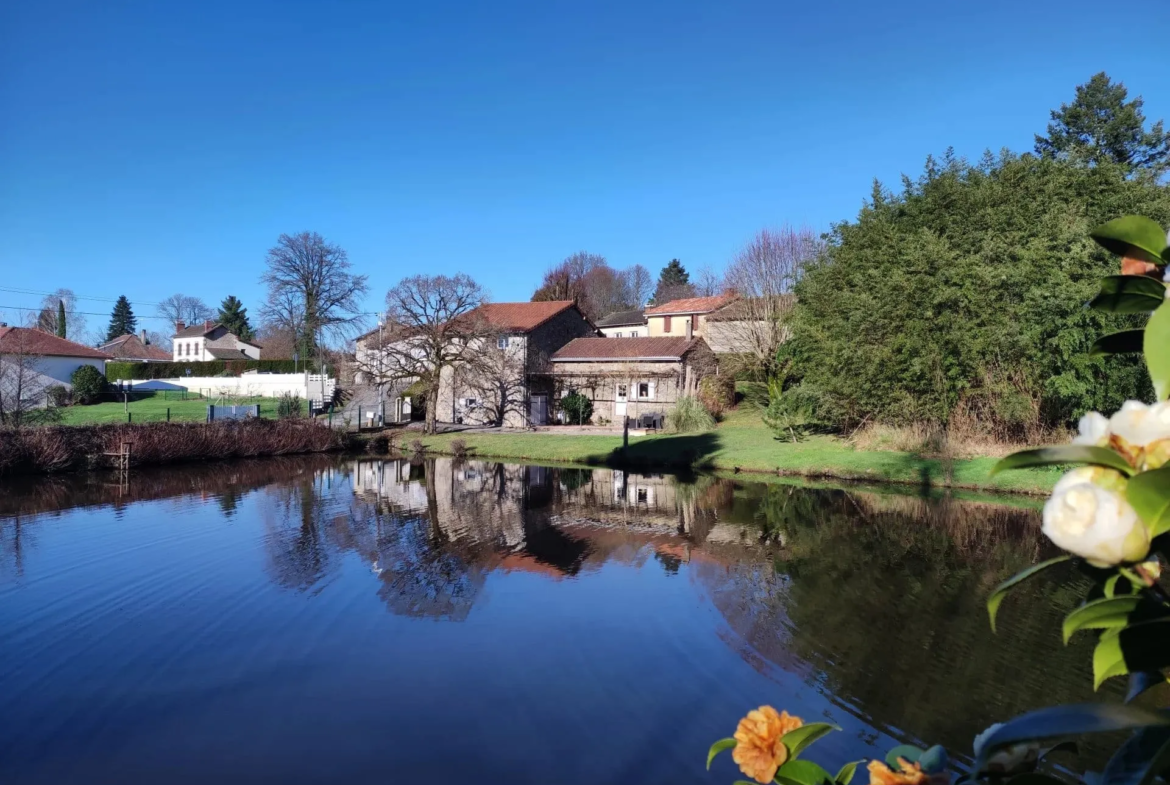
left=0, top=303, right=177, bottom=320
left=0, top=285, right=162, bottom=307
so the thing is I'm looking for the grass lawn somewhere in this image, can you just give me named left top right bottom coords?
left=412, top=407, right=1060, bottom=495
left=57, top=395, right=281, bottom=425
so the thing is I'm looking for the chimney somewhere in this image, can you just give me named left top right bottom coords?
left=685, top=319, right=693, bottom=339
left=141, top=329, right=148, bottom=344
left=175, top=320, right=186, bottom=333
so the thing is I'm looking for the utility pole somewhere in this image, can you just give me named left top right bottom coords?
left=377, top=313, right=385, bottom=425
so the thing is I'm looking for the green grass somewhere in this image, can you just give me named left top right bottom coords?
left=411, top=407, right=1060, bottom=495
left=57, top=394, right=281, bottom=425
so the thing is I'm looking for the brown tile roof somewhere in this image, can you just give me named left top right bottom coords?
left=704, top=295, right=794, bottom=322
left=644, top=294, right=737, bottom=316
left=0, top=327, right=113, bottom=360
left=173, top=320, right=220, bottom=338
left=98, top=333, right=172, bottom=361
left=475, top=301, right=579, bottom=332
left=551, top=337, right=699, bottom=361
left=595, top=309, right=645, bottom=328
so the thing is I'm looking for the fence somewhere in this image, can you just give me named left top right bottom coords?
left=207, top=404, right=261, bottom=422
left=112, top=373, right=335, bottom=404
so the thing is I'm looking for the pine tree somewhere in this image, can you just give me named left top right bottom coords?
left=217, top=295, right=254, bottom=341
left=651, top=259, right=695, bottom=304
left=56, top=300, right=66, bottom=339
left=106, top=295, right=136, bottom=341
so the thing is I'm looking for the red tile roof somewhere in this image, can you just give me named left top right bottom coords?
left=98, top=333, right=172, bottom=361
left=551, top=337, right=699, bottom=361
left=643, top=294, right=737, bottom=316
left=0, top=327, right=113, bottom=359
left=474, top=301, right=579, bottom=332
left=173, top=320, right=220, bottom=338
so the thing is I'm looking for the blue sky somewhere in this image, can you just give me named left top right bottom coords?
left=2, top=0, right=1168, bottom=340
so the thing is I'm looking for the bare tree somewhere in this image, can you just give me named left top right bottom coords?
left=693, top=265, right=726, bottom=297
left=255, top=322, right=300, bottom=360
left=718, top=226, right=821, bottom=377
left=454, top=341, right=526, bottom=427
left=33, top=289, right=86, bottom=342
left=378, top=274, right=490, bottom=434
left=621, top=264, right=654, bottom=308
left=0, top=328, right=50, bottom=427
left=157, top=294, right=213, bottom=331
left=260, top=232, right=370, bottom=357
left=144, top=330, right=173, bottom=352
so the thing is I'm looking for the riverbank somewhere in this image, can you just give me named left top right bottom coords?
left=0, top=420, right=349, bottom=476
left=403, top=409, right=1060, bottom=495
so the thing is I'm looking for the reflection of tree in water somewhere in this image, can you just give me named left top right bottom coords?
left=691, top=485, right=1103, bottom=760
left=261, top=477, right=338, bottom=591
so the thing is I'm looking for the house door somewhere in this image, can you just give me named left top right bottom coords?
left=615, top=384, right=628, bottom=419
left=529, top=394, right=548, bottom=425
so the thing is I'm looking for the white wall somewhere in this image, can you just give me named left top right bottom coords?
left=599, top=325, right=647, bottom=338
left=37, top=356, right=106, bottom=386
left=115, top=372, right=336, bottom=403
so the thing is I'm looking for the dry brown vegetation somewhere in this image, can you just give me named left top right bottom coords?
left=848, top=419, right=1071, bottom=460
left=0, top=420, right=350, bottom=476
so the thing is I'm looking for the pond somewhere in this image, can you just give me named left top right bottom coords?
left=0, top=456, right=1105, bottom=784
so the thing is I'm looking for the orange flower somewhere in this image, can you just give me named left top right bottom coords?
left=868, top=759, right=949, bottom=785
left=732, top=706, right=803, bottom=784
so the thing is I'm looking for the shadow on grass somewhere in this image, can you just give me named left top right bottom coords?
left=577, top=431, right=723, bottom=472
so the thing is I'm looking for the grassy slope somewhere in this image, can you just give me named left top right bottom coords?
left=413, top=407, right=1060, bottom=495
left=58, top=396, right=280, bottom=425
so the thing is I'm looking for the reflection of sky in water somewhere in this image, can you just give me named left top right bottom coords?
left=0, top=457, right=1107, bottom=784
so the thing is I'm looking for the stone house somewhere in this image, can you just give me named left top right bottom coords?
left=702, top=296, right=793, bottom=355
left=595, top=309, right=647, bottom=337
left=549, top=336, right=717, bottom=425
left=172, top=321, right=262, bottom=362
left=436, top=300, right=597, bottom=427
left=98, top=330, right=171, bottom=362
left=643, top=294, right=737, bottom=339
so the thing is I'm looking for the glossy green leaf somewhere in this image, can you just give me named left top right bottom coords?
left=1064, top=597, right=1144, bottom=643
left=988, top=556, right=1072, bottom=633
left=1101, top=725, right=1170, bottom=785
left=1105, top=574, right=1123, bottom=598
left=1091, top=217, right=1169, bottom=263
left=1129, top=468, right=1170, bottom=534
left=1127, top=672, right=1167, bottom=704
left=972, top=703, right=1170, bottom=772
left=1096, top=630, right=1132, bottom=688
left=835, top=761, right=863, bottom=785
left=1094, top=619, right=1170, bottom=689
left=1090, top=276, right=1167, bottom=314
left=707, top=737, right=735, bottom=770
left=991, top=446, right=1134, bottom=477
left=918, top=745, right=948, bottom=774
left=1092, top=329, right=1147, bottom=357
left=775, top=759, right=834, bottom=785
left=1146, top=303, right=1170, bottom=401
left=782, top=722, right=841, bottom=759
left=885, top=745, right=924, bottom=770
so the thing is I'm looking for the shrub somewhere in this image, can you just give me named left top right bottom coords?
left=276, top=392, right=304, bottom=419
left=698, top=376, right=735, bottom=418
left=365, top=432, right=391, bottom=455
left=45, top=385, right=69, bottom=407
left=666, top=395, right=715, bottom=433
left=560, top=392, right=593, bottom=425
left=70, top=366, right=108, bottom=404
left=409, top=438, right=424, bottom=455
left=761, top=386, right=818, bottom=443
left=449, top=438, right=468, bottom=459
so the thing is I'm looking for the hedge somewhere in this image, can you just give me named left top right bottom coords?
left=106, top=359, right=319, bottom=380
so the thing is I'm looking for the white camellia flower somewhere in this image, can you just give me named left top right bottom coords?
left=1072, top=411, right=1110, bottom=446
left=1109, top=401, right=1170, bottom=447
left=973, top=723, right=1040, bottom=775
left=1042, top=467, right=1148, bottom=567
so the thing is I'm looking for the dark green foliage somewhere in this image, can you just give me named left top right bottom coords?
left=45, top=385, right=69, bottom=407
left=56, top=300, right=66, bottom=339
left=560, top=391, right=593, bottom=424
left=69, top=365, right=107, bottom=404
left=105, top=359, right=318, bottom=380
left=1035, top=72, right=1170, bottom=177
left=217, top=295, right=254, bottom=341
left=105, top=295, right=136, bottom=342
left=276, top=392, right=303, bottom=419
left=788, top=152, right=1169, bottom=431
left=652, top=258, right=695, bottom=304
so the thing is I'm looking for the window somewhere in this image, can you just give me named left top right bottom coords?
left=613, top=332, right=621, bottom=338
left=638, top=382, right=650, bottom=399
left=464, top=398, right=479, bottom=408
left=616, top=384, right=627, bottom=399
left=663, top=315, right=672, bottom=333
left=637, top=488, right=649, bottom=504
left=497, top=337, right=509, bottom=349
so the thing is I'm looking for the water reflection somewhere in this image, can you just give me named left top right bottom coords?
left=0, top=456, right=1104, bottom=783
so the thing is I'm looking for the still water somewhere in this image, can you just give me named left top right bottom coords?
left=0, top=456, right=1100, bottom=784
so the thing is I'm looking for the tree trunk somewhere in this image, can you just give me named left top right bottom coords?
left=425, top=384, right=440, bottom=435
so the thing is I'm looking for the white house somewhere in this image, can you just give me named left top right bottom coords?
left=595, top=309, right=647, bottom=338
left=172, top=321, right=261, bottom=361
left=0, top=326, right=112, bottom=406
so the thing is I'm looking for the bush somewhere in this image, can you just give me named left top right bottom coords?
left=762, top=385, right=818, bottom=443
left=45, top=385, right=69, bottom=407
left=276, top=392, right=304, bottom=419
left=449, top=438, right=468, bottom=459
left=365, top=432, right=391, bottom=455
left=409, top=438, right=424, bottom=455
left=666, top=395, right=716, bottom=433
left=560, top=392, right=593, bottom=425
left=70, top=366, right=108, bottom=404
left=698, top=376, right=735, bottom=418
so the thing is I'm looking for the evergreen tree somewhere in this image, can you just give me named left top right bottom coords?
left=217, top=295, right=254, bottom=341
left=56, top=300, right=66, bottom=338
left=651, top=258, right=695, bottom=304
left=1035, top=72, right=1170, bottom=177
left=106, top=295, right=137, bottom=341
